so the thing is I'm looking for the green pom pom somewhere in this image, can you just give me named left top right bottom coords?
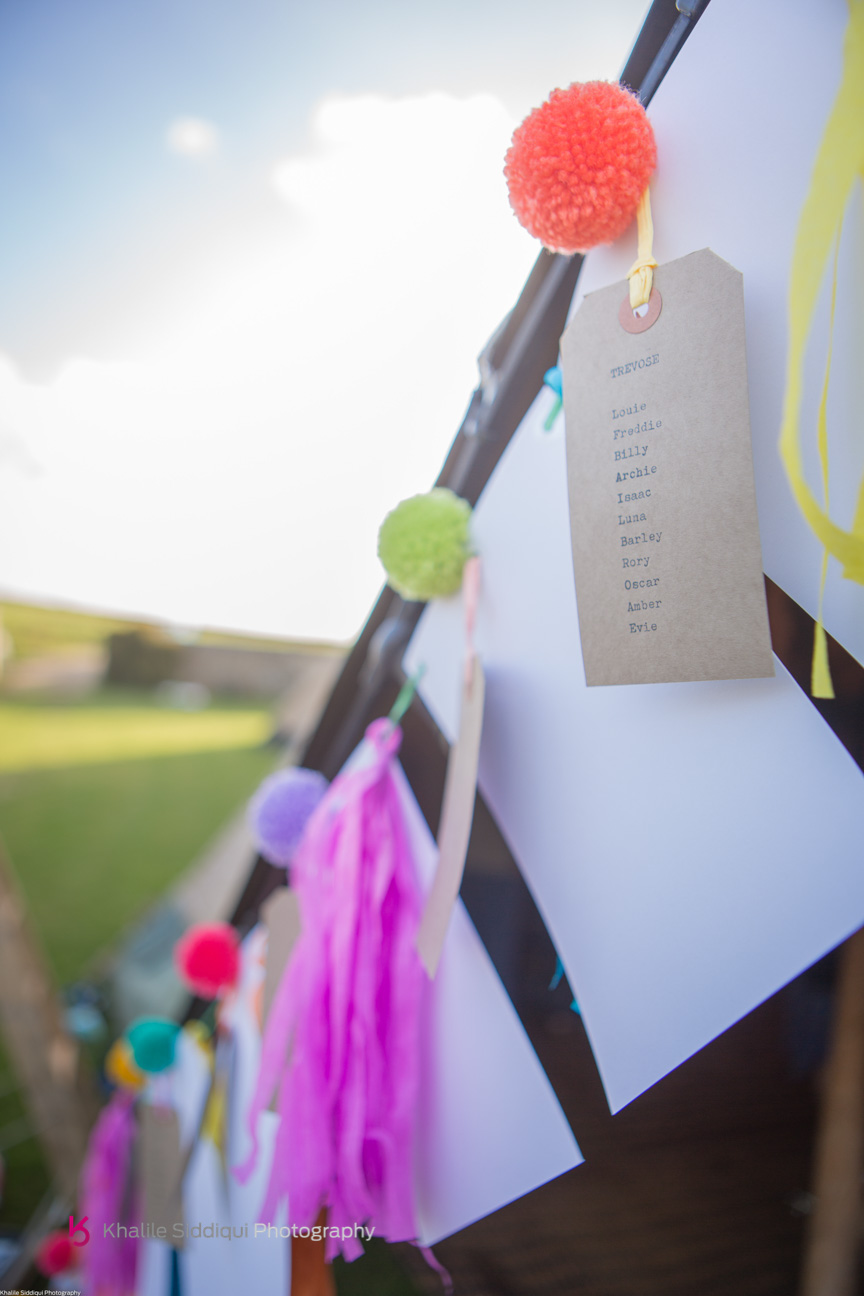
left=126, top=1017, right=180, bottom=1074
left=377, top=488, right=472, bottom=601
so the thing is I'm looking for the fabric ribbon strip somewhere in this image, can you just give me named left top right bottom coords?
left=542, top=365, right=564, bottom=430
left=415, top=556, right=485, bottom=978
left=778, top=0, right=864, bottom=695
left=462, top=555, right=481, bottom=690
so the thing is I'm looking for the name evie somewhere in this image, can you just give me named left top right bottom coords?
left=610, top=354, right=659, bottom=380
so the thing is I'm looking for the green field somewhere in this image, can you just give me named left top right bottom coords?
left=0, top=604, right=418, bottom=1292
left=0, top=691, right=275, bottom=984
left=0, top=694, right=270, bottom=774
left=0, top=686, right=276, bottom=1232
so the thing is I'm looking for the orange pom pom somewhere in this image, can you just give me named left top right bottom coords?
left=174, top=922, right=240, bottom=998
left=504, top=81, right=656, bottom=254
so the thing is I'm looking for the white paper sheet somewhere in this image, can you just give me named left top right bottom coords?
left=135, top=1233, right=171, bottom=1296
left=244, top=733, right=581, bottom=1243
left=136, top=969, right=289, bottom=1296
left=405, top=388, right=864, bottom=1113
left=225, top=852, right=579, bottom=1256
left=572, top=0, right=864, bottom=667
left=224, top=929, right=290, bottom=1294
left=136, top=1032, right=211, bottom=1296
left=180, top=1136, right=234, bottom=1296
left=392, top=764, right=581, bottom=1244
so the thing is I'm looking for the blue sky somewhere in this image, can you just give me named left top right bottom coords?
left=0, top=0, right=648, bottom=640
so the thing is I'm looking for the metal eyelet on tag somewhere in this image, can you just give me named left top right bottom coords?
left=619, top=288, right=662, bottom=334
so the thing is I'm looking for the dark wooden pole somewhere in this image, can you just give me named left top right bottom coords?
left=800, top=927, right=864, bottom=1296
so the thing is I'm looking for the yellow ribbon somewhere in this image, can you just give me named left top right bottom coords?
left=105, top=1037, right=146, bottom=1091
left=627, top=188, right=658, bottom=310
left=811, top=234, right=842, bottom=697
left=200, top=1072, right=226, bottom=1146
left=779, top=0, right=864, bottom=695
left=200, top=1068, right=229, bottom=1178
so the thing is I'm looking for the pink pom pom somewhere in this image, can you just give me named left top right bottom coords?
left=174, top=922, right=240, bottom=998
left=504, top=81, right=656, bottom=254
left=36, top=1231, right=74, bottom=1275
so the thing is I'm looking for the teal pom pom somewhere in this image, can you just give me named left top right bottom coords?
left=377, top=488, right=472, bottom=601
left=127, top=1016, right=180, bottom=1074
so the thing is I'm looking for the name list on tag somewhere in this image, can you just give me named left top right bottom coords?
left=560, top=248, right=774, bottom=686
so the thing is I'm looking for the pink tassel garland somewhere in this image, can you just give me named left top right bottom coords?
left=79, top=1090, right=139, bottom=1296
left=236, top=719, right=426, bottom=1263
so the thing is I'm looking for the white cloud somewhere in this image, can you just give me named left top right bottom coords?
left=166, top=117, right=221, bottom=158
left=0, top=93, right=539, bottom=641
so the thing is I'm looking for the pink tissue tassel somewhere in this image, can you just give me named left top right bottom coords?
left=236, top=718, right=425, bottom=1263
left=79, top=1090, right=138, bottom=1295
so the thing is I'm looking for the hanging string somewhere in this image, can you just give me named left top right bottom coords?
left=388, top=664, right=427, bottom=729
left=627, top=187, right=658, bottom=310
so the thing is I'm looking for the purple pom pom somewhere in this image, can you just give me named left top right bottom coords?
left=249, top=767, right=329, bottom=867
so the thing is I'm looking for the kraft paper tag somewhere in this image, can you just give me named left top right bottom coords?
left=416, top=655, right=486, bottom=977
left=560, top=248, right=774, bottom=686
left=261, top=887, right=302, bottom=1024
left=139, top=1105, right=185, bottom=1244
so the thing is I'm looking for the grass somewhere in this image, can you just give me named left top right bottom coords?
left=0, top=692, right=271, bottom=774
left=0, top=1059, right=51, bottom=1231
left=0, top=601, right=348, bottom=1267
left=0, top=686, right=277, bottom=1237
left=0, top=690, right=275, bottom=984
left=0, top=691, right=423, bottom=1293
left=0, top=746, right=275, bottom=984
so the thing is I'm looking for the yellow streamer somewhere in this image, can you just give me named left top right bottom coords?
left=627, top=187, right=657, bottom=310
left=846, top=473, right=864, bottom=583
left=811, top=234, right=842, bottom=698
left=105, top=1037, right=146, bottom=1091
left=201, top=1074, right=226, bottom=1147
left=201, top=1070, right=229, bottom=1177
left=779, top=0, right=864, bottom=696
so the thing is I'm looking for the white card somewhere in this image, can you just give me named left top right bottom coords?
left=570, top=0, right=864, bottom=671
left=393, top=763, right=581, bottom=1243
left=406, top=388, right=864, bottom=1113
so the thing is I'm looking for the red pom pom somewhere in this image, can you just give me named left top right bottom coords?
left=35, top=1231, right=74, bottom=1275
left=174, top=922, right=240, bottom=998
left=504, top=81, right=656, bottom=254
